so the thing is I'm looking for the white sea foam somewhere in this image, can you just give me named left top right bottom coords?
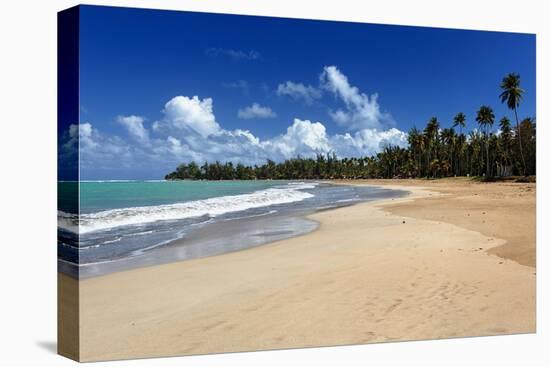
left=336, top=198, right=356, bottom=203
left=58, top=210, right=80, bottom=234
left=276, top=182, right=319, bottom=190
left=58, top=185, right=314, bottom=234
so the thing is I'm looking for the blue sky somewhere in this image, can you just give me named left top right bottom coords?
left=72, top=5, right=536, bottom=180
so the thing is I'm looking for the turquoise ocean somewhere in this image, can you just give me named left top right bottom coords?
left=58, top=180, right=405, bottom=277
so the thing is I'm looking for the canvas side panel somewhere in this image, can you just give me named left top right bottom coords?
left=57, top=5, right=80, bottom=362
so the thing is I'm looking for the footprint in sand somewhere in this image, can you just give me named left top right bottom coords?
left=386, top=299, right=403, bottom=313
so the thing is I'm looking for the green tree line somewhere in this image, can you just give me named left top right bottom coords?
left=166, top=73, right=535, bottom=181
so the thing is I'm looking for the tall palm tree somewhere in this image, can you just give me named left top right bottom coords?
left=452, top=113, right=467, bottom=176
left=499, top=116, right=513, bottom=174
left=518, top=117, right=536, bottom=175
left=441, top=127, right=455, bottom=176
left=500, top=73, right=526, bottom=175
left=424, top=117, right=440, bottom=177
left=468, top=130, right=482, bottom=175
left=476, top=105, right=495, bottom=177
left=408, top=127, right=423, bottom=176
left=425, top=117, right=440, bottom=141
left=452, top=112, right=466, bottom=134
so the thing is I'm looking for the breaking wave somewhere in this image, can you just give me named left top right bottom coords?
left=58, top=184, right=315, bottom=234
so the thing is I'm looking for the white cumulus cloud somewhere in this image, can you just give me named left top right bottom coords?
left=237, top=103, right=276, bottom=119
left=329, top=128, right=408, bottom=157
left=262, top=119, right=331, bottom=159
left=70, top=122, right=134, bottom=170
left=156, top=96, right=221, bottom=138
left=66, top=90, right=407, bottom=178
left=320, top=65, right=393, bottom=131
left=117, top=115, right=149, bottom=143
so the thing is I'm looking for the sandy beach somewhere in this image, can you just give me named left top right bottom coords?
left=61, top=178, right=536, bottom=361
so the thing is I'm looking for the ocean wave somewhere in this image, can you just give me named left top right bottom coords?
left=58, top=211, right=79, bottom=234
left=276, top=182, right=319, bottom=190
left=58, top=185, right=314, bottom=234
left=336, top=198, right=357, bottom=203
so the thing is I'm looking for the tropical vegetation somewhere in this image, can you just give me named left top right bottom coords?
left=166, top=73, right=535, bottom=180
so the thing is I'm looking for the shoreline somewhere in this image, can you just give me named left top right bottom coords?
left=64, top=179, right=535, bottom=361
left=61, top=183, right=407, bottom=279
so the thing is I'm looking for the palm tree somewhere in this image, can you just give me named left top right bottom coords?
left=408, top=127, right=425, bottom=176
left=468, top=130, right=483, bottom=176
left=440, top=160, right=451, bottom=177
left=498, top=117, right=513, bottom=175
left=424, top=117, right=440, bottom=177
left=425, top=117, right=440, bottom=141
left=453, top=112, right=466, bottom=134
left=476, top=105, right=495, bottom=177
left=452, top=112, right=466, bottom=175
left=440, top=128, right=455, bottom=176
left=500, top=73, right=526, bottom=175
left=518, top=117, right=536, bottom=175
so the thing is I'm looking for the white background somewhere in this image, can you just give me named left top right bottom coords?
left=0, top=0, right=547, bottom=365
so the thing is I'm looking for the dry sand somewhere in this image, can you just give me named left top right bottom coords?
left=348, top=178, right=536, bottom=267
left=61, top=178, right=536, bottom=361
